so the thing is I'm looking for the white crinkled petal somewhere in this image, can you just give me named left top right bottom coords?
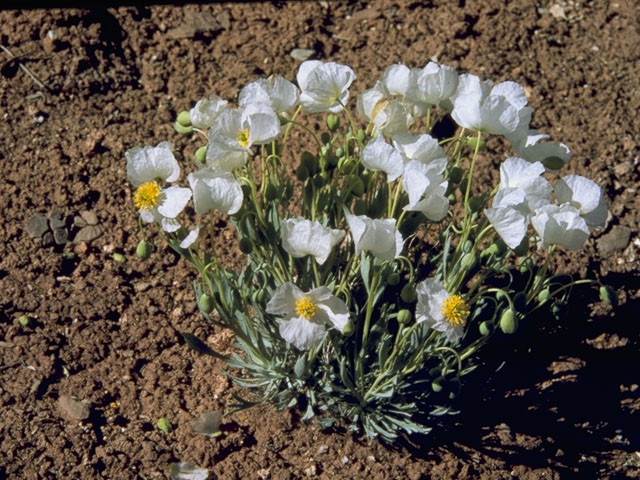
left=382, top=64, right=411, bottom=97
left=485, top=205, right=529, bottom=250
left=298, top=61, right=355, bottom=113
left=313, top=296, right=349, bottom=332
left=160, top=217, right=181, bottom=233
left=416, top=277, right=447, bottom=325
left=499, top=157, right=546, bottom=190
left=583, top=197, right=608, bottom=228
left=373, top=100, right=413, bottom=136
left=357, top=87, right=387, bottom=122
left=346, top=214, right=399, bottom=261
left=266, top=282, right=303, bottom=317
left=279, top=317, right=326, bottom=350
left=188, top=170, right=243, bottom=215
left=268, top=76, right=300, bottom=112
left=555, top=175, right=602, bottom=215
left=180, top=226, right=200, bottom=249
left=296, top=60, right=322, bottom=90
left=242, top=103, right=281, bottom=145
left=189, top=95, right=228, bottom=129
left=491, top=81, right=528, bottom=110
left=139, top=209, right=154, bottom=224
left=360, top=135, right=404, bottom=182
left=480, top=95, right=519, bottom=135
left=156, top=186, right=191, bottom=219
left=126, top=141, right=179, bottom=186
left=238, top=81, right=271, bottom=108
left=281, top=218, right=345, bottom=265
left=531, top=204, right=590, bottom=250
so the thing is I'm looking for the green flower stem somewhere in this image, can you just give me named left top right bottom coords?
left=425, top=105, right=432, bottom=132
left=464, top=130, right=483, bottom=213
left=311, top=260, right=321, bottom=288
left=526, top=245, right=554, bottom=303
left=356, top=269, right=381, bottom=387
left=284, top=119, right=323, bottom=150
left=528, top=278, right=595, bottom=315
left=281, top=105, right=302, bottom=147
left=192, top=127, right=209, bottom=142
left=338, top=101, right=363, bottom=149
left=388, top=180, right=404, bottom=218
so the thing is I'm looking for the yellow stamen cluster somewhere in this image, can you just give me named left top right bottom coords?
left=134, top=181, right=161, bottom=211
left=295, top=298, right=317, bottom=320
left=236, top=128, right=250, bottom=148
left=441, top=294, right=470, bottom=327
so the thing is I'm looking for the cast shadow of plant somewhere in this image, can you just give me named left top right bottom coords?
left=404, top=272, right=639, bottom=478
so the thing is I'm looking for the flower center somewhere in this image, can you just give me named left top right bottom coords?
left=134, top=181, right=162, bottom=211
left=236, top=128, right=250, bottom=148
left=295, top=298, right=317, bottom=320
left=440, top=294, right=469, bottom=327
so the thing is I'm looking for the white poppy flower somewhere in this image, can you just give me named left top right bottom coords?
left=381, top=63, right=411, bottom=97
left=179, top=226, right=200, bottom=249
left=297, top=60, right=356, bottom=113
left=451, top=74, right=528, bottom=135
left=554, top=175, right=608, bottom=228
left=206, top=103, right=280, bottom=171
left=126, top=142, right=191, bottom=232
left=126, top=141, right=180, bottom=187
left=484, top=205, right=529, bottom=250
left=508, top=130, right=571, bottom=170
left=188, top=169, right=243, bottom=215
left=497, top=157, right=553, bottom=212
left=531, top=204, right=590, bottom=250
left=416, top=277, right=468, bottom=343
left=402, top=160, right=449, bottom=221
left=239, top=76, right=300, bottom=113
left=189, top=95, right=228, bottom=129
left=392, top=132, right=448, bottom=172
left=345, top=213, right=403, bottom=261
left=266, top=283, right=350, bottom=350
left=356, top=82, right=412, bottom=136
left=407, top=61, right=459, bottom=111
left=360, top=135, right=405, bottom=182
left=281, top=218, right=345, bottom=265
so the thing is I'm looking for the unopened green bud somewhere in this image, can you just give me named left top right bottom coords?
left=335, top=147, right=344, bottom=158
left=353, top=199, right=367, bottom=216
left=400, top=284, right=417, bottom=303
left=157, top=417, right=172, bottom=433
left=326, top=153, right=339, bottom=168
left=542, top=156, right=565, bottom=171
left=239, top=238, right=253, bottom=254
left=460, top=252, right=476, bottom=271
left=448, top=193, right=457, bottom=204
left=397, top=309, right=412, bottom=324
left=537, top=288, right=550, bottom=304
left=431, top=377, right=444, bottom=392
left=136, top=239, right=152, bottom=260
left=198, top=293, right=214, bottom=314
left=481, top=242, right=500, bottom=259
left=466, top=136, right=486, bottom=151
left=448, top=166, right=463, bottom=184
left=479, top=320, right=491, bottom=336
left=264, top=182, right=278, bottom=201
left=462, top=240, right=473, bottom=253
left=176, top=111, right=191, bottom=127
left=283, top=181, right=294, bottom=200
left=428, top=366, right=441, bottom=378
left=320, top=132, right=331, bottom=145
left=356, top=129, right=366, bottom=144
left=599, top=285, right=615, bottom=306
left=301, top=151, right=317, bottom=175
left=341, top=319, right=355, bottom=337
left=18, top=315, right=30, bottom=327
left=519, top=257, right=534, bottom=274
left=388, top=272, right=400, bottom=286
left=194, top=145, right=207, bottom=164
left=499, top=309, right=518, bottom=334
left=468, top=196, right=484, bottom=213
left=459, top=178, right=468, bottom=194
left=312, top=173, right=326, bottom=188
left=112, top=252, right=126, bottom=263
left=326, top=114, right=340, bottom=132
left=174, top=121, right=193, bottom=135
left=296, top=165, right=310, bottom=182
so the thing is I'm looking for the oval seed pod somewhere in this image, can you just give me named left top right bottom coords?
left=239, top=238, right=253, bottom=254
left=448, top=166, right=463, bottom=184
left=499, top=309, right=518, bottom=334
left=136, top=239, right=152, bottom=260
left=479, top=320, right=491, bottom=336
left=176, top=111, right=192, bottom=127
left=194, top=145, right=207, bottom=164
left=198, top=293, right=214, bottom=314
left=174, top=121, right=193, bottom=135
left=326, top=114, right=340, bottom=132
left=400, top=284, right=417, bottom=303
left=397, top=309, right=412, bottom=324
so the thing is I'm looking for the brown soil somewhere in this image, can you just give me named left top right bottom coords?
left=1, top=2, right=639, bottom=479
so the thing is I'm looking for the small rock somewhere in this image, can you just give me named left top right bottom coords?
left=48, top=210, right=65, bottom=229
left=53, top=227, right=68, bottom=245
left=191, top=411, right=222, bottom=437
left=74, top=225, right=102, bottom=243
left=25, top=213, right=49, bottom=239
left=290, top=48, right=315, bottom=62
left=74, top=242, right=88, bottom=255
left=341, top=456, right=349, bottom=464
left=216, top=10, right=231, bottom=30
left=74, top=216, right=87, bottom=228
left=613, top=161, right=632, bottom=178
left=349, top=8, right=380, bottom=22
left=134, top=282, right=151, bottom=292
left=57, top=395, right=91, bottom=421
left=304, top=464, right=317, bottom=476
left=597, top=225, right=631, bottom=256
left=549, top=4, right=567, bottom=19
left=316, top=445, right=329, bottom=455
left=366, top=455, right=376, bottom=463
left=41, top=231, right=54, bottom=247
left=167, top=11, right=222, bottom=39
left=80, top=210, right=98, bottom=226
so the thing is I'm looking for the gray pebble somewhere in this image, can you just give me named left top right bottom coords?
left=48, top=210, right=65, bottom=230
left=53, top=227, right=68, bottom=245
left=597, top=225, right=631, bottom=256
left=25, top=213, right=49, bottom=238
left=41, top=231, right=54, bottom=247
left=57, top=395, right=91, bottom=421
left=290, top=48, right=315, bottom=62
left=74, top=225, right=102, bottom=243
left=80, top=210, right=98, bottom=226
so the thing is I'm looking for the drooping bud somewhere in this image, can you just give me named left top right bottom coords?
left=194, top=146, right=207, bottom=164
left=296, top=165, right=310, bottom=182
left=176, top=111, right=192, bottom=127
left=356, top=129, right=366, bottom=145
left=239, top=238, right=253, bottom=254
left=466, top=136, right=486, bottom=151
left=301, top=151, right=317, bottom=175
left=460, top=252, right=476, bottom=271
left=326, top=114, right=340, bottom=132
left=431, top=377, right=444, bottom=392
left=198, top=293, right=214, bottom=314
left=341, top=319, right=355, bottom=337
left=400, top=284, right=417, bottom=303
left=136, top=239, right=152, bottom=260
left=478, top=320, right=491, bottom=336
left=542, top=156, right=565, bottom=170
left=388, top=272, right=400, bottom=286
left=499, top=309, right=518, bottom=334
left=468, top=196, right=484, bottom=213
left=174, top=121, right=193, bottom=135
left=397, top=309, right=412, bottom=324
left=537, top=288, right=550, bottom=304
left=448, top=166, right=463, bottom=184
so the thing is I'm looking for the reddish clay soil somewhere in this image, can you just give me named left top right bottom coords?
left=1, top=2, right=639, bottom=479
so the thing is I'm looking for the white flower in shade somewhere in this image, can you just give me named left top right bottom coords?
left=407, top=61, right=459, bottom=111
left=555, top=174, right=607, bottom=228
left=188, top=169, right=243, bottom=215
left=179, top=226, right=200, bottom=249
left=402, top=160, right=449, bottom=221
left=266, top=282, right=350, bottom=350
left=381, top=63, right=411, bottom=97
left=508, top=130, right=571, bottom=170
left=416, top=277, right=468, bottom=343
left=238, top=76, right=300, bottom=113
left=189, top=95, right=228, bottom=129
left=281, top=218, right=345, bottom=265
left=531, top=204, right=590, bottom=250
left=206, top=103, right=281, bottom=171
left=451, top=74, right=529, bottom=135
left=360, top=135, right=405, bottom=182
left=392, top=132, right=448, bottom=172
left=126, top=142, right=191, bottom=232
left=297, top=60, right=356, bottom=113
left=345, top=213, right=403, bottom=261
left=357, top=82, right=412, bottom=136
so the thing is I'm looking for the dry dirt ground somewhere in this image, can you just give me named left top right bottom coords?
left=1, top=2, right=639, bottom=479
